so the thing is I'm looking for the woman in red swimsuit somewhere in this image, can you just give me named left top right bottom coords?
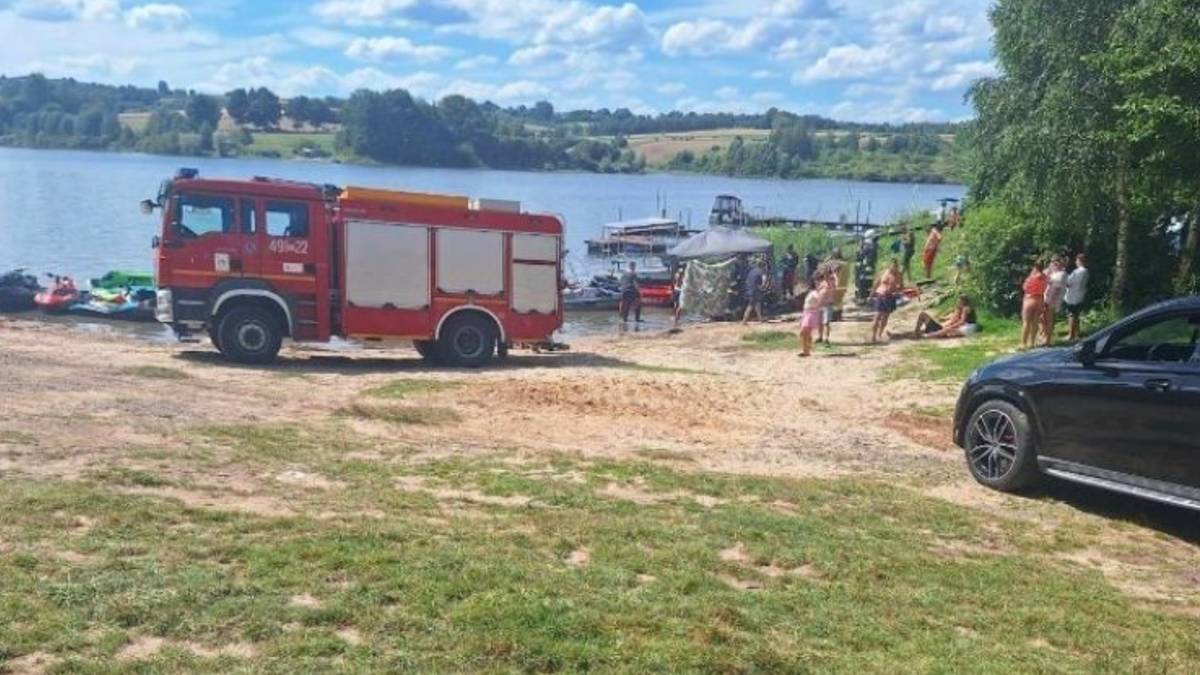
left=1021, top=261, right=1048, bottom=349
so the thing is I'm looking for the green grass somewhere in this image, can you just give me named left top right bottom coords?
left=617, top=362, right=707, bottom=376
left=243, top=132, right=337, bottom=159
left=0, top=451, right=1196, bottom=672
left=740, top=330, right=800, bottom=351
left=339, top=402, right=462, bottom=426
left=0, top=429, right=37, bottom=446
left=120, top=366, right=191, bottom=380
left=362, top=378, right=460, bottom=399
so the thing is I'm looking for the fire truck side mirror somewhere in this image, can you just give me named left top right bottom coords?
left=151, top=236, right=161, bottom=250
left=139, top=199, right=159, bottom=215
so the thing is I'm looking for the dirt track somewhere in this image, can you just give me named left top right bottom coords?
left=2, top=308, right=1200, bottom=610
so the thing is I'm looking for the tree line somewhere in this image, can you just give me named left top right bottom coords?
left=963, top=0, right=1200, bottom=314
left=664, top=113, right=957, bottom=184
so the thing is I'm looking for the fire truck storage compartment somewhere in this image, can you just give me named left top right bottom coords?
left=435, top=229, right=504, bottom=295
left=511, top=233, right=559, bottom=314
left=344, top=220, right=430, bottom=309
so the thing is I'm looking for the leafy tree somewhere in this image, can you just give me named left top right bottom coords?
left=285, top=95, right=311, bottom=129
left=185, top=94, right=221, bottom=132
left=198, top=122, right=215, bottom=152
left=224, top=88, right=250, bottom=125
left=246, top=87, right=281, bottom=129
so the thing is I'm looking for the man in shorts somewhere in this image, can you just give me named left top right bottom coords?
left=618, top=261, right=641, bottom=324
left=1064, top=253, right=1089, bottom=342
left=741, top=261, right=768, bottom=324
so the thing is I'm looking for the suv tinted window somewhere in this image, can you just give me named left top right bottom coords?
left=1105, top=314, right=1200, bottom=363
left=176, top=194, right=234, bottom=238
left=265, top=201, right=309, bottom=238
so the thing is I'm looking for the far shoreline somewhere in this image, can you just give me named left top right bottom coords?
left=0, top=141, right=965, bottom=187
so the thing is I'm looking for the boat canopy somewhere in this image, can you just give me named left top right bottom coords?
left=667, top=226, right=771, bottom=259
left=600, top=217, right=681, bottom=234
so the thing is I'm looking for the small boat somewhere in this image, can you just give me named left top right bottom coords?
left=70, top=287, right=156, bottom=322
left=91, top=270, right=154, bottom=290
left=585, top=217, right=700, bottom=257
left=709, top=194, right=751, bottom=228
left=563, top=285, right=621, bottom=311
left=0, top=269, right=40, bottom=313
left=34, top=275, right=80, bottom=313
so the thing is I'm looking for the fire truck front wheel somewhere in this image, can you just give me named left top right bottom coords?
left=438, top=313, right=497, bottom=368
left=217, top=306, right=283, bottom=365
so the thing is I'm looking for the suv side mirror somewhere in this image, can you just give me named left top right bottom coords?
left=1075, top=340, right=1097, bottom=366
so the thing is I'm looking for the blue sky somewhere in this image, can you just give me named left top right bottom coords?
left=0, top=0, right=996, bottom=122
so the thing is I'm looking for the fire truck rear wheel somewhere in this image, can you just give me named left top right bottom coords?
left=438, top=313, right=496, bottom=368
left=217, top=306, right=282, bottom=365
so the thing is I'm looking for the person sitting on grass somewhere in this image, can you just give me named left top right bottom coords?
left=898, top=295, right=980, bottom=340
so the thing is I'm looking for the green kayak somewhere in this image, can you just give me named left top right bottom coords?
left=91, top=270, right=154, bottom=290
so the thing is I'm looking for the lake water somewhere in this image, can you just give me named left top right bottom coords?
left=0, top=146, right=964, bottom=335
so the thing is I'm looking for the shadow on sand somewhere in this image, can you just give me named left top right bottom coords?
left=1029, top=479, right=1200, bottom=545
left=172, top=348, right=659, bottom=376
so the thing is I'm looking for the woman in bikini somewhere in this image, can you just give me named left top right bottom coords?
left=1021, top=260, right=1048, bottom=349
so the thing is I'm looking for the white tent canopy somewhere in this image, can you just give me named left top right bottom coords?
left=667, top=226, right=771, bottom=259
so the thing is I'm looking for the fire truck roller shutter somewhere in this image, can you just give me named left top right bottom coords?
left=511, top=233, right=559, bottom=314
left=345, top=221, right=430, bottom=309
left=435, top=229, right=504, bottom=295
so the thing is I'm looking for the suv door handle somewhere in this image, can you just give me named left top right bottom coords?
left=1144, top=378, right=1172, bottom=393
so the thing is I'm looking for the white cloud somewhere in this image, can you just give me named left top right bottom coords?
left=714, top=85, right=739, bottom=100
left=125, top=3, right=189, bottom=30
left=289, top=26, right=353, bottom=48
left=14, top=0, right=119, bottom=21
left=830, top=99, right=943, bottom=123
left=313, top=0, right=417, bottom=24
left=508, top=44, right=559, bottom=67
left=455, top=54, right=497, bottom=70
left=930, top=59, right=995, bottom=92
left=751, top=90, right=784, bottom=104
left=532, top=1, right=649, bottom=50
left=770, top=0, right=837, bottom=18
left=26, top=52, right=143, bottom=78
left=797, top=43, right=903, bottom=82
left=750, top=69, right=776, bottom=80
left=343, top=67, right=439, bottom=95
left=660, top=18, right=779, bottom=57
left=345, top=35, right=451, bottom=62
left=655, top=82, right=686, bottom=95
left=438, top=78, right=550, bottom=104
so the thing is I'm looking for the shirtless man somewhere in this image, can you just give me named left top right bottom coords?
left=871, top=260, right=904, bottom=343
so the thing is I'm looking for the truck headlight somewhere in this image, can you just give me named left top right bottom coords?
left=155, top=289, right=174, bottom=323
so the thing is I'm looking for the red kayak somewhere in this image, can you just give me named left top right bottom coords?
left=34, top=276, right=79, bottom=313
left=639, top=282, right=675, bottom=308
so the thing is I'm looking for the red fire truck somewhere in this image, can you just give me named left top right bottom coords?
left=145, top=168, right=563, bottom=367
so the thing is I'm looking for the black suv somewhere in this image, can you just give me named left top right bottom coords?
left=954, top=297, right=1200, bottom=511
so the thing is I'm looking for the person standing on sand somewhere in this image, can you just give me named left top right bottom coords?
left=798, top=276, right=825, bottom=357
left=1021, top=261, right=1048, bottom=349
left=817, top=264, right=838, bottom=344
left=780, top=245, right=799, bottom=299
left=1064, top=253, right=1090, bottom=342
left=900, top=227, right=916, bottom=278
left=670, top=264, right=686, bottom=330
left=1042, top=256, right=1067, bottom=346
left=871, top=260, right=904, bottom=343
left=741, top=261, right=768, bottom=324
left=618, top=261, right=641, bottom=324
left=922, top=225, right=943, bottom=280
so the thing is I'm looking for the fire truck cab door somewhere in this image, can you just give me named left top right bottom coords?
left=258, top=199, right=328, bottom=340
left=167, top=192, right=251, bottom=280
